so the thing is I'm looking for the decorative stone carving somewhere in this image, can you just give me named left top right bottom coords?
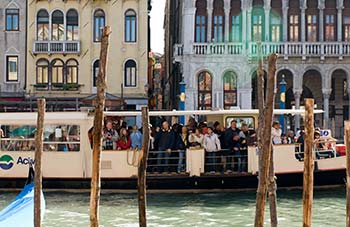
left=318, top=0, right=325, bottom=10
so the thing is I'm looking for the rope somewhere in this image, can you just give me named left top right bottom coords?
left=127, top=148, right=139, bottom=167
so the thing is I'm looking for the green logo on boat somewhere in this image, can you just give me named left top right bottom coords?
left=0, top=155, right=14, bottom=170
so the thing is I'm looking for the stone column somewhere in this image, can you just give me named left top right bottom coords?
left=241, top=1, right=248, bottom=48
left=264, top=1, right=271, bottom=41
left=293, top=89, right=302, bottom=131
left=322, top=89, right=332, bottom=129
left=207, top=1, right=213, bottom=42
left=182, top=2, right=196, bottom=54
left=318, top=2, right=325, bottom=42
left=282, top=0, right=289, bottom=42
left=337, top=2, right=344, bottom=42
left=300, top=7, right=306, bottom=42
left=225, top=8, right=230, bottom=42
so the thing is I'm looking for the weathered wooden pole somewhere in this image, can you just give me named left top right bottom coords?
left=344, top=120, right=350, bottom=227
left=34, top=98, right=45, bottom=227
left=138, top=107, right=150, bottom=227
left=90, top=26, right=111, bottom=227
left=257, top=41, right=265, bottom=172
left=254, top=53, right=278, bottom=227
left=268, top=144, right=278, bottom=227
left=302, top=98, right=315, bottom=227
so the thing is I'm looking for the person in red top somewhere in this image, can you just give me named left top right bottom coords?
left=116, top=128, right=131, bottom=150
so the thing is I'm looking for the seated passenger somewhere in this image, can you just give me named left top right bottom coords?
left=188, top=128, right=204, bottom=148
left=130, top=125, right=142, bottom=149
left=314, top=131, right=326, bottom=150
left=103, top=121, right=119, bottom=150
left=116, top=128, right=131, bottom=150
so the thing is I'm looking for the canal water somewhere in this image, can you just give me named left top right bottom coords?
left=0, top=187, right=346, bottom=227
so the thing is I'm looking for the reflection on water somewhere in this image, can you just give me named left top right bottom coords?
left=0, top=188, right=346, bottom=227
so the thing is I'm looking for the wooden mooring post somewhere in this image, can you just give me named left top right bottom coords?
left=34, top=98, right=45, bottom=227
left=138, top=107, right=150, bottom=227
left=302, top=98, right=315, bottom=227
left=90, top=26, right=111, bottom=227
left=345, top=121, right=350, bottom=227
left=254, top=53, right=278, bottom=227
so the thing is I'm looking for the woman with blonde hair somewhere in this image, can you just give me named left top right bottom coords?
left=116, top=128, right=131, bottom=150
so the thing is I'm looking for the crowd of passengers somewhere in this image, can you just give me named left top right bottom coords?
left=101, top=117, right=305, bottom=174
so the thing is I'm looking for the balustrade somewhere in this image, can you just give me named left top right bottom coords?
left=33, top=41, right=80, bottom=54
left=174, top=41, right=350, bottom=59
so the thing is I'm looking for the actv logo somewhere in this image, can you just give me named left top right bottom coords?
left=0, top=155, right=14, bottom=170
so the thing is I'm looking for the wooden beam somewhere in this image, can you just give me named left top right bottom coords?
left=254, top=53, right=278, bottom=227
left=302, top=98, right=315, bottom=227
left=138, top=107, right=150, bottom=227
left=90, top=26, right=111, bottom=227
left=34, top=98, right=45, bottom=227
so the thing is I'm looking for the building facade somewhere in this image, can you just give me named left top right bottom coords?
left=170, top=0, right=350, bottom=137
left=0, top=0, right=27, bottom=111
left=26, top=0, right=148, bottom=112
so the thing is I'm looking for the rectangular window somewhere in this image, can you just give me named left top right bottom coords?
left=289, top=15, right=299, bottom=41
left=67, top=25, right=79, bottom=41
left=6, top=9, right=19, bottom=31
left=325, top=15, right=335, bottom=41
left=230, top=15, right=241, bottom=42
left=253, top=14, right=263, bottom=41
left=6, top=56, right=18, bottom=82
left=125, top=16, right=136, bottom=42
left=271, top=17, right=281, bottom=42
left=307, top=14, right=317, bottom=42
left=344, top=16, right=350, bottom=42
left=125, top=67, right=136, bottom=87
left=195, top=15, right=206, bottom=42
left=213, top=15, right=224, bottom=42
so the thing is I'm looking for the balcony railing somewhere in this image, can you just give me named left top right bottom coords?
left=174, top=42, right=350, bottom=59
left=33, top=41, right=80, bottom=54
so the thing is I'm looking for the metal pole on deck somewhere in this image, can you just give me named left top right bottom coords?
left=34, top=98, right=45, bottom=227
left=90, top=26, right=111, bottom=227
left=345, top=121, right=350, bottom=227
left=179, top=80, right=186, bottom=125
left=302, top=98, right=315, bottom=227
left=138, top=107, right=150, bottom=227
left=279, top=75, right=286, bottom=132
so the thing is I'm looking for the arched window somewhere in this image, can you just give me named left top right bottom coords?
left=36, top=59, right=49, bottom=84
left=198, top=71, right=212, bottom=110
left=37, top=10, right=49, bottom=40
left=66, top=9, right=79, bottom=41
left=51, top=59, right=64, bottom=84
left=223, top=71, right=237, bottom=109
left=66, top=59, right=78, bottom=84
left=52, top=10, right=64, bottom=41
left=195, top=0, right=207, bottom=42
left=125, top=10, right=137, bottom=42
left=93, top=60, right=99, bottom=87
left=212, top=0, right=224, bottom=42
left=270, top=13, right=281, bottom=42
left=94, top=9, right=105, bottom=42
left=124, top=60, right=137, bottom=87
left=230, top=0, right=241, bottom=42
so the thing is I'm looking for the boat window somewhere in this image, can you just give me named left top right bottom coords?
left=0, top=124, right=80, bottom=152
left=225, top=116, right=255, bottom=129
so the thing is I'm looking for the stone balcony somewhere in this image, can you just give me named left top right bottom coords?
left=33, top=40, right=80, bottom=54
left=173, top=42, right=350, bottom=61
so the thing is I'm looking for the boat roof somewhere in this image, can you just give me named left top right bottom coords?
left=0, top=109, right=323, bottom=123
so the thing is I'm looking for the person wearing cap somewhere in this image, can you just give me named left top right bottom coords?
left=203, top=126, right=221, bottom=173
left=271, top=121, right=282, bottom=144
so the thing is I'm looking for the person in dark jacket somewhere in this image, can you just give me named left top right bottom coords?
left=172, top=124, right=186, bottom=173
left=155, top=121, right=175, bottom=172
left=222, top=120, right=240, bottom=149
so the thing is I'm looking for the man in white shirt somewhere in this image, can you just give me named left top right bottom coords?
left=271, top=121, right=282, bottom=144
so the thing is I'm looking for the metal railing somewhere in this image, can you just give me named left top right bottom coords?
left=33, top=40, right=80, bottom=54
left=204, top=149, right=248, bottom=173
left=147, top=150, right=187, bottom=174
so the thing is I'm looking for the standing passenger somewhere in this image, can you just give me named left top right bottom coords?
left=130, top=125, right=142, bottom=149
left=177, top=125, right=189, bottom=173
left=103, top=121, right=119, bottom=150
left=156, top=121, right=175, bottom=172
left=203, top=127, right=221, bottom=172
left=223, top=120, right=240, bottom=149
left=116, top=128, right=131, bottom=150
left=271, top=121, right=282, bottom=144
